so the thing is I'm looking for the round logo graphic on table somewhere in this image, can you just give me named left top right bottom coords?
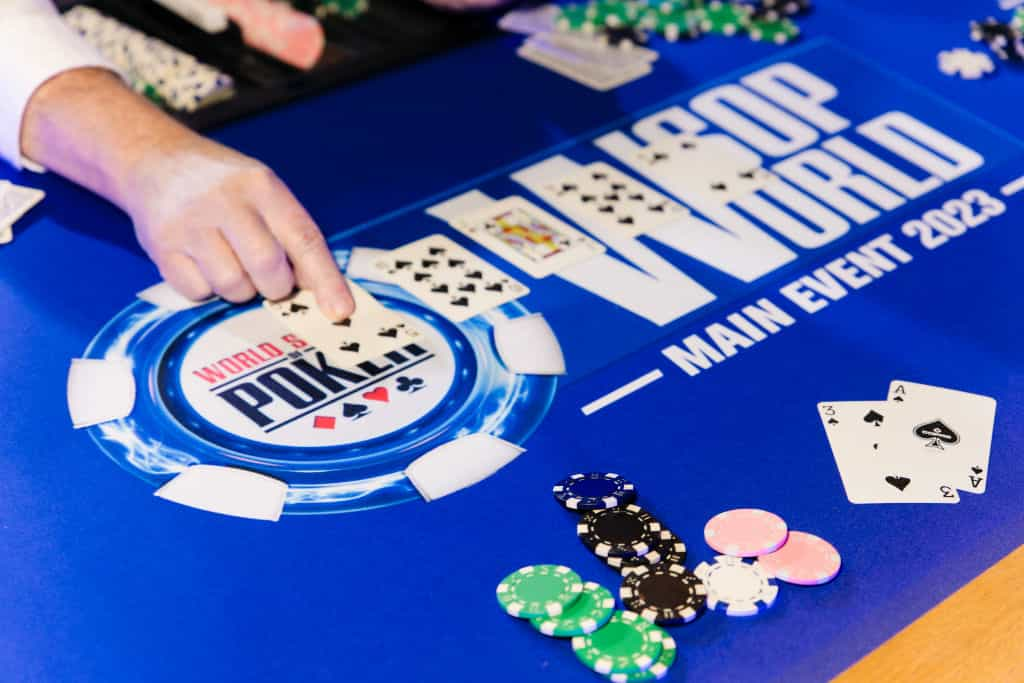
left=82, top=250, right=557, bottom=514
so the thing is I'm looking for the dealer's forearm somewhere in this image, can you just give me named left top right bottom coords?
left=20, top=67, right=196, bottom=211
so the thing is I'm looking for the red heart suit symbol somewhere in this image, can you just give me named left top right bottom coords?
left=363, top=387, right=389, bottom=402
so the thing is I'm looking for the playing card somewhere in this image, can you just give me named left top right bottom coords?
left=498, top=4, right=560, bottom=35
left=538, top=31, right=659, bottom=66
left=373, top=234, right=530, bottom=323
left=451, top=196, right=605, bottom=278
left=516, top=40, right=651, bottom=91
left=633, top=134, right=776, bottom=206
left=817, top=401, right=960, bottom=504
left=536, top=162, right=689, bottom=238
left=264, top=282, right=420, bottom=368
left=885, top=381, right=996, bottom=494
left=0, top=181, right=45, bottom=239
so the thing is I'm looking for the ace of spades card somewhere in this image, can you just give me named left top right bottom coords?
left=537, top=162, right=689, bottom=238
left=817, top=401, right=960, bottom=504
left=633, top=133, right=776, bottom=206
left=885, top=381, right=997, bottom=494
left=374, top=234, right=530, bottom=323
left=451, top=196, right=604, bottom=278
left=264, top=282, right=420, bottom=368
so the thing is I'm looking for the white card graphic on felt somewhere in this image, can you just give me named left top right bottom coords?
left=817, top=401, right=960, bottom=504
left=633, top=134, right=776, bottom=206
left=451, top=195, right=604, bottom=278
left=264, top=283, right=419, bottom=368
left=374, top=234, right=529, bottom=323
left=885, top=381, right=996, bottom=494
left=537, top=162, right=689, bottom=238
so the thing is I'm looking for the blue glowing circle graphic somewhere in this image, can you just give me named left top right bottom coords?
left=81, top=250, right=557, bottom=515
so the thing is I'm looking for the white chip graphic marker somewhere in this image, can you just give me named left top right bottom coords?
left=66, top=358, right=136, bottom=428
left=137, top=282, right=213, bottom=311
left=405, top=433, right=525, bottom=502
left=154, top=465, right=288, bottom=521
left=346, top=246, right=394, bottom=283
left=493, top=313, right=566, bottom=375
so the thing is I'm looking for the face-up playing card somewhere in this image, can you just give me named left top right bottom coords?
left=451, top=196, right=605, bottom=278
left=633, top=134, right=776, bottom=206
left=264, top=282, right=420, bottom=368
left=817, top=401, right=960, bottom=504
left=885, top=381, right=996, bottom=494
left=537, top=162, right=689, bottom=238
left=374, top=234, right=530, bottom=323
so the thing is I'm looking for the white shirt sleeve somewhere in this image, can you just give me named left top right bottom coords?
left=0, top=0, right=119, bottom=171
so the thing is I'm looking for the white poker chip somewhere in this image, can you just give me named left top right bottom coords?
left=694, top=555, right=778, bottom=617
left=937, top=48, right=995, bottom=80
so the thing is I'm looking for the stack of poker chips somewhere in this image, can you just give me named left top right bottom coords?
left=555, top=0, right=810, bottom=47
left=64, top=6, right=235, bottom=113
left=497, top=472, right=843, bottom=678
left=206, top=0, right=326, bottom=70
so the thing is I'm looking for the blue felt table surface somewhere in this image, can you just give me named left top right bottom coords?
left=1, top=2, right=1023, bottom=682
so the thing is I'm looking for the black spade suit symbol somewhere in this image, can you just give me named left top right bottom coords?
left=413, top=272, right=431, bottom=282
left=282, top=302, right=308, bottom=316
left=885, top=476, right=911, bottom=491
left=428, top=247, right=446, bottom=255
left=332, top=318, right=352, bottom=327
left=450, top=297, right=470, bottom=307
left=340, top=342, right=360, bottom=352
left=343, top=403, right=368, bottom=420
left=914, top=420, right=959, bottom=448
left=863, top=410, right=884, bottom=426
left=378, top=327, right=398, bottom=338
left=431, top=284, right=449, bottom=293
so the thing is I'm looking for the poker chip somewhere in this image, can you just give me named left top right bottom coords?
left=608, top=635, right=677, bottom=682
left=694, top=555, right=779, bottom=617
left=620, top=562, right=707, bottom=624
left=553, top=472, right=637, bottom=512
left=572, top=610, right=666, bottom=675
left=578, top=504, right=662, bottom=558
left=606, top=529, right=687, bottom=576
left=704, top=508, right=788, bottom=557
left=531, top=581, right=616, bottom=637
left=757, top=531, right=841, bottom=586
left=496, top=564, right=584, bottom=618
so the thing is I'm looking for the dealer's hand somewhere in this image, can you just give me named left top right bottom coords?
left=124, top=137, right=353, bottom=317
left=21, top=67, right=354, bottom=320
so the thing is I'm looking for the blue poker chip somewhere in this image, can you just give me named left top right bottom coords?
left=553, top=472, right=637, bottom=512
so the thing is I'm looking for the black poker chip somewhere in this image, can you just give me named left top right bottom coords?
left=552, top=472, right=637, bottom=512
left=606, top=529, right=688, bottom=576
left=619, top=562, right=708, bottom=625
left=970, top=18, right=1024, bottom=61
left=576, top=504, right=661, bottom=558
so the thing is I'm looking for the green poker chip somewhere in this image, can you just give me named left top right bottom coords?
left=496, top=565, right=583, bottom=618
left=698, top=1, right=752, bottom=36
left=571, top=610, right=666, bottom=675
left=607, top=635, right=677, bottom=682
left=531, top=581, right=616, bottom=637
left=748, top=17, right=800, bottom=44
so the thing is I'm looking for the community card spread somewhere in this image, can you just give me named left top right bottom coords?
left=885, top=381, right=996, bottom=494
left=634, top=134, right=776, bottom=205
left=374, top=234, right=529, bottom=323
left=538, top=162, right=689, bottom=238
left=817, top=401, right=961, bottom=504
left=264, top=283, right=419, bottom=368
left=451, top=195, right=605, bottom=278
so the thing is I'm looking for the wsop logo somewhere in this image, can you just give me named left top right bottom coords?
left=168, top=307, right=456, bottom=448
left=83, top=271, right=557, bottom=515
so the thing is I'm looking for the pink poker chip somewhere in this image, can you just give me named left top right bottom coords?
left=757, top=531, right=841, bottom=586
left=704, top=508, right=788, bottom=557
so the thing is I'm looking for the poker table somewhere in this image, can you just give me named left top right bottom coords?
left=2, top=2, right=1023, bottom=681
